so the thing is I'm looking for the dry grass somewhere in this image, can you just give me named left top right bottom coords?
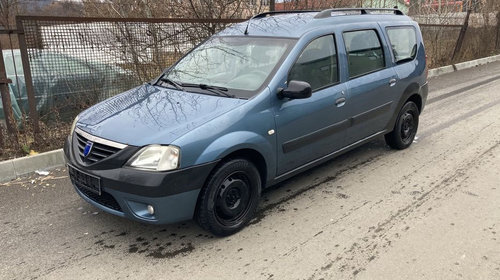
left=455, top=26, right=500, bottom=63
left=0, top=120, right=71, bottom=161
left=421, top=12, right=500, bottom=68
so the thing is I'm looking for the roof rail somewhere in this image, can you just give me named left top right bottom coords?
left=314, top=8, right=404, bottom=19
left=253, top=10, right=320, bottom=19
left=244, top=10, right=319, bottom=35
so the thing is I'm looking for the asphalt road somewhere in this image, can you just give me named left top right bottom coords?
left=1, top=62, right=500, bottom=280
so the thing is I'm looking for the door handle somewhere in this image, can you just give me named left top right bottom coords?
left=335, top=97, right=346, bottom=106
left=389, top=78, right=397, bottom=87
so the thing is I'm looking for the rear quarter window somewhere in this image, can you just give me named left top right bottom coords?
left=386, top=26, right=417, bottom=64
left=343, top=30, right=385, bottom=78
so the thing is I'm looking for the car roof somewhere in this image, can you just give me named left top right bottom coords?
left=218, top=10, right=415, bottom=38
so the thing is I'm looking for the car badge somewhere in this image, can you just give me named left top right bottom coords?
left=83, top=141, right=94, bottom=157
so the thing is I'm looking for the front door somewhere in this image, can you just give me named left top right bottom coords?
left=274, top=35, right=348, bottom=175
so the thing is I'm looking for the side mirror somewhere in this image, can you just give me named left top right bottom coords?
left=278, top=80, right=312, bottom=100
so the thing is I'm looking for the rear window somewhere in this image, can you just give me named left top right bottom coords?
left=386, top=26, right=417, bottom=64
left=343, top=30, right=385, bottom=78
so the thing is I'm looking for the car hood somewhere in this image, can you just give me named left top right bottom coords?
left=76, top=84, right=247, bottom=146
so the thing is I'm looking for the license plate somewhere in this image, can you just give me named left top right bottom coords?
left=68, top=165, right=101, bottom=195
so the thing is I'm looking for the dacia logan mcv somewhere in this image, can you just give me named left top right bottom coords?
left=64, top=8, right=428, bottom=236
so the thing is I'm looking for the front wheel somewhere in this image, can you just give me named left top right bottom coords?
left=196, top=159, right=261, bottom=236
left=385, top=101, right=419, bottom=150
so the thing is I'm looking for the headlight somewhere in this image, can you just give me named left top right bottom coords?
left=126, top=145, right=180, bottom=171
left=69, top=115, right=79, bottom=140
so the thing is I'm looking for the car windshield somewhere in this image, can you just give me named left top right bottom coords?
left=163, top=36, right=294, bottom=98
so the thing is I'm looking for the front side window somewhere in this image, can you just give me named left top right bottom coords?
left=288, top=35, right=338, bottom=91
left=344, top=30, right=385, bottom=78
left=164, top=36, right=294, bottom=98
left=386, top=26, right=417, bottom=64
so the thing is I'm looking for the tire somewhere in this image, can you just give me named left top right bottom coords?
left=196, top=158, right=261, bottom=236
left=385, top=101, right=419, bottom=150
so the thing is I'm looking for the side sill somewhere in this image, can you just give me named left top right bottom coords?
left=270, top=130, right=387, bottom=186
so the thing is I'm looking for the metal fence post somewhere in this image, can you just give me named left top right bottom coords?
left=15, top=16, right=40, bottom=134
left=0, top=123, right=3, bottom=147
left=496, top=11, right=500, bottom=49
left=0, top=39, right=17, bottom=136
left=452, top=9, right=472, bottom=62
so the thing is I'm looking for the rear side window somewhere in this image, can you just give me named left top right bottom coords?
left=288, top=35, right=338, bottom=91
left=386, top=26, right=417, bottom=64
left=343, top=30, right=385, bottom=78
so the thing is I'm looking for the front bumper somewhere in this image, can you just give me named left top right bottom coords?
left=64, top=137, right=218, bottom=224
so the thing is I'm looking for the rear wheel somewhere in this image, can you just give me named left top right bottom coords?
left=385, top=101, right=419, bottom=150
left=196, top=158, right=261, bottom=236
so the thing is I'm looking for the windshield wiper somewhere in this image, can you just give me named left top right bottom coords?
left=181, top=83, right=234, bottom=98
left=159, top=77, right=185, bottom=91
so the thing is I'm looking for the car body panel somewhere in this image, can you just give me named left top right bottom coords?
left=66, top=10, right=428, bottom=226
left=171, top=88, right=276, bottom=180
left=73, top=181, right=201, bottom=224
left=219, top=13, right=414, bottom=39
left=76, top=84, right=247, bottom=147
left=274, top=82, right=349, bottom=174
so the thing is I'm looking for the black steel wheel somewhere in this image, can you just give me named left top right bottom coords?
left=385, top=101, right=419, bottom=150
left=196, top=158, right=261, bottom=236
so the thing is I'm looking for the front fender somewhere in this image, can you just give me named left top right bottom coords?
left=194, top=131, right=275, bottom=182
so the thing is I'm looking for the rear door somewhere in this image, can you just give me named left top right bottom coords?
left=384, top=24, right=423, bottom=100
left=341, top=27, right=399, bottom=144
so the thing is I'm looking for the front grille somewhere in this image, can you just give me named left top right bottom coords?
left=75, top=183, right=123, bottom=212
left=75, top=132, right=121, bottom=164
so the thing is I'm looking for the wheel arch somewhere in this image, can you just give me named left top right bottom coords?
left=193, top=130, right=274, bottom=183
left=193, top=147, right=268, bottom=221
left=218, top=149, right=268, bottom=189
left=406, top=93, right=422, bottom=114
left=385, top=82, right=422, bottom=132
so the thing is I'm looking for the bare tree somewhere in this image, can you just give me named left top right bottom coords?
left=82, top=0, right=266, bottom=19
left=0, top=0, right=18, bottom=29
left=274, top=0, right=361, bottom=10
left=38, top=1, right=83, bottom=16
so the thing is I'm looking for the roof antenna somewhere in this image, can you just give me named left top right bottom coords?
left=244, top=13, right=262, bottom=35
left=244, top=17, right=252, bottom=35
